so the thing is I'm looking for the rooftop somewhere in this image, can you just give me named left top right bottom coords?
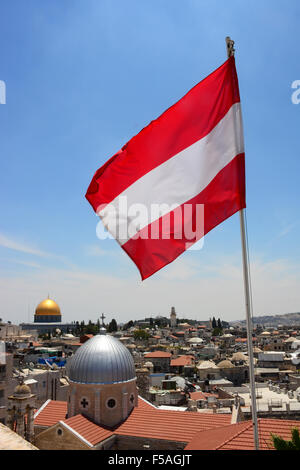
left=185, top=418, right=300, bottom=450
left=34, top=398, right=231, bottom=445
left=144, top=351, right=172, bottom=358
left=0, top=423, right=38, bottom=450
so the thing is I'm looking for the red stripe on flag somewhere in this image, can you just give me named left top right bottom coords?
left=86, top=57, right=240, bottom=211
left=122, top=153, right=245, bottom=280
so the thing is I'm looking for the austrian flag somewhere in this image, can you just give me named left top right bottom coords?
left=86, top=56, right=245, bottom=280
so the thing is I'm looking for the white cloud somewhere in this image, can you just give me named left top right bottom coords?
left=0, top=254, right=299, bottom=325
left=0, top=233, right=50, bottom=257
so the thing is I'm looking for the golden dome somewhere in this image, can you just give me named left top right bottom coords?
left=35, top=298, right=61, bottom=316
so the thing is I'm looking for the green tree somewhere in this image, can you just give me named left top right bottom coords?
left=217, top=318, right=222, bottom=329
left=107, top=319, right=118, bottom=333
left=123, top=320, right=134, bottom=331
left=212, top=317, right=217, bottom=329
left=212, top=327, right=223, bottom=337
left=271, top=428, right=300, bottom=450
left=133, top=329, right=150, bottom=340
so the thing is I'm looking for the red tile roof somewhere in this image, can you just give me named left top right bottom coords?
left=116, top=408, right=231, bottom=443
left=80, top=334, right=94, bottom=344
left=34, top=400, right=68, bottom=427
left=34, top=397, right=154, bottom=428
left=34, top=398, right=230, bottom=445
left=137, top=396, right=158, bottom=410
left=144, top=351, right=172, bottom=358
left=185, top=418, right=300, bottom=450
left=61, top=414, right=113, bottom=446
left=190, top=391, right=218, bottom=401
left=37, top=398, right=299, bottom=450
left=170, top=355, right=194, bottom=367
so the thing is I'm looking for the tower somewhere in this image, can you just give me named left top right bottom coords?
left=170, top=306, right=177, bottom=328
left=67, top=327, right=138, bottom=428
left=7, top=378, right=36, bottom=443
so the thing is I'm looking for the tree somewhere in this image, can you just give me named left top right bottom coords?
left=271, top=427, right=300, bottom=450
left=217, top=318, right=222, bottom=329
left=212, top=317, right=217, bottom=329
left=133, top=329, right=150, bottom=341
left=123, top=320, right=134, bottom=331
left=107, top=319, right=118, bottom=333
left=212, top=327, right=222, bottom=337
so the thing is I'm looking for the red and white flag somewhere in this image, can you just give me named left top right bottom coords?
left=86, top=56, right=245, bottom=280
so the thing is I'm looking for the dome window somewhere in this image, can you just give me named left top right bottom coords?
left=106, top=398, right=116, bottom=409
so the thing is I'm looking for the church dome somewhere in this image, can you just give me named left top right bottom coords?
left=197, top=360, right=219, bottom=370
left=68, top=330, right=136, bottom=385
left=14, top=383, right=31, bottom=397
left=217, top=360, right=234, bottom=369
left=231, top=352, right=247, bottom=362
left=35, top=298, right=61, bottom=316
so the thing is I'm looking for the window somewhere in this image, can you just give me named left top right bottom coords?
left=80, top=397, right=89, bottom=409
left=106, top=398, right=116, bottom=409
left=57, top=428, right=63, bottom=436
left=129, top=394, right=135, bottom=405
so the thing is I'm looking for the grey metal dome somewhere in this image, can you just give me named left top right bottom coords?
left=68, top=330, right=136, bottom=385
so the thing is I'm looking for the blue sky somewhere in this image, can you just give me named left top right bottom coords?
left=0, top=0, right=300, bottom=324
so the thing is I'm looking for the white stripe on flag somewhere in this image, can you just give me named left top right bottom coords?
left=99, top=102, right=244, bottom=245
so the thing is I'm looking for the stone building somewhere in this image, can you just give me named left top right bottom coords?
left=21, top=297, right=76, bottom=335
left=143, top=351, right=172, bottom=373
left=7, top=379, right=36, bottom=443
left=32, top=327, right=300, bottom=451
left=196, top=360, right=220, bottom=381
left=0, top=352, right=13, bottom=425
left=66, top=328, right=138, bottom=428
left=170, top=307, right=177, bottom=328
left=216, top=360, right=249, bottom=386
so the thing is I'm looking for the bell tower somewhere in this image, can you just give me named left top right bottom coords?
left=7, top=378, right=36, bottom=443
left=170, top=306, right=177, bottom=328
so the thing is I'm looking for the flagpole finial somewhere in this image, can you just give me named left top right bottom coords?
left=226, top=37, right=235, bottom=58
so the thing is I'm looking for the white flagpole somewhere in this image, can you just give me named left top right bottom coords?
left=226, top=37, right=260, bottom=451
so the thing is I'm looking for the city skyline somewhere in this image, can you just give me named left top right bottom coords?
left=1, top=1, right=300, bottom=324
